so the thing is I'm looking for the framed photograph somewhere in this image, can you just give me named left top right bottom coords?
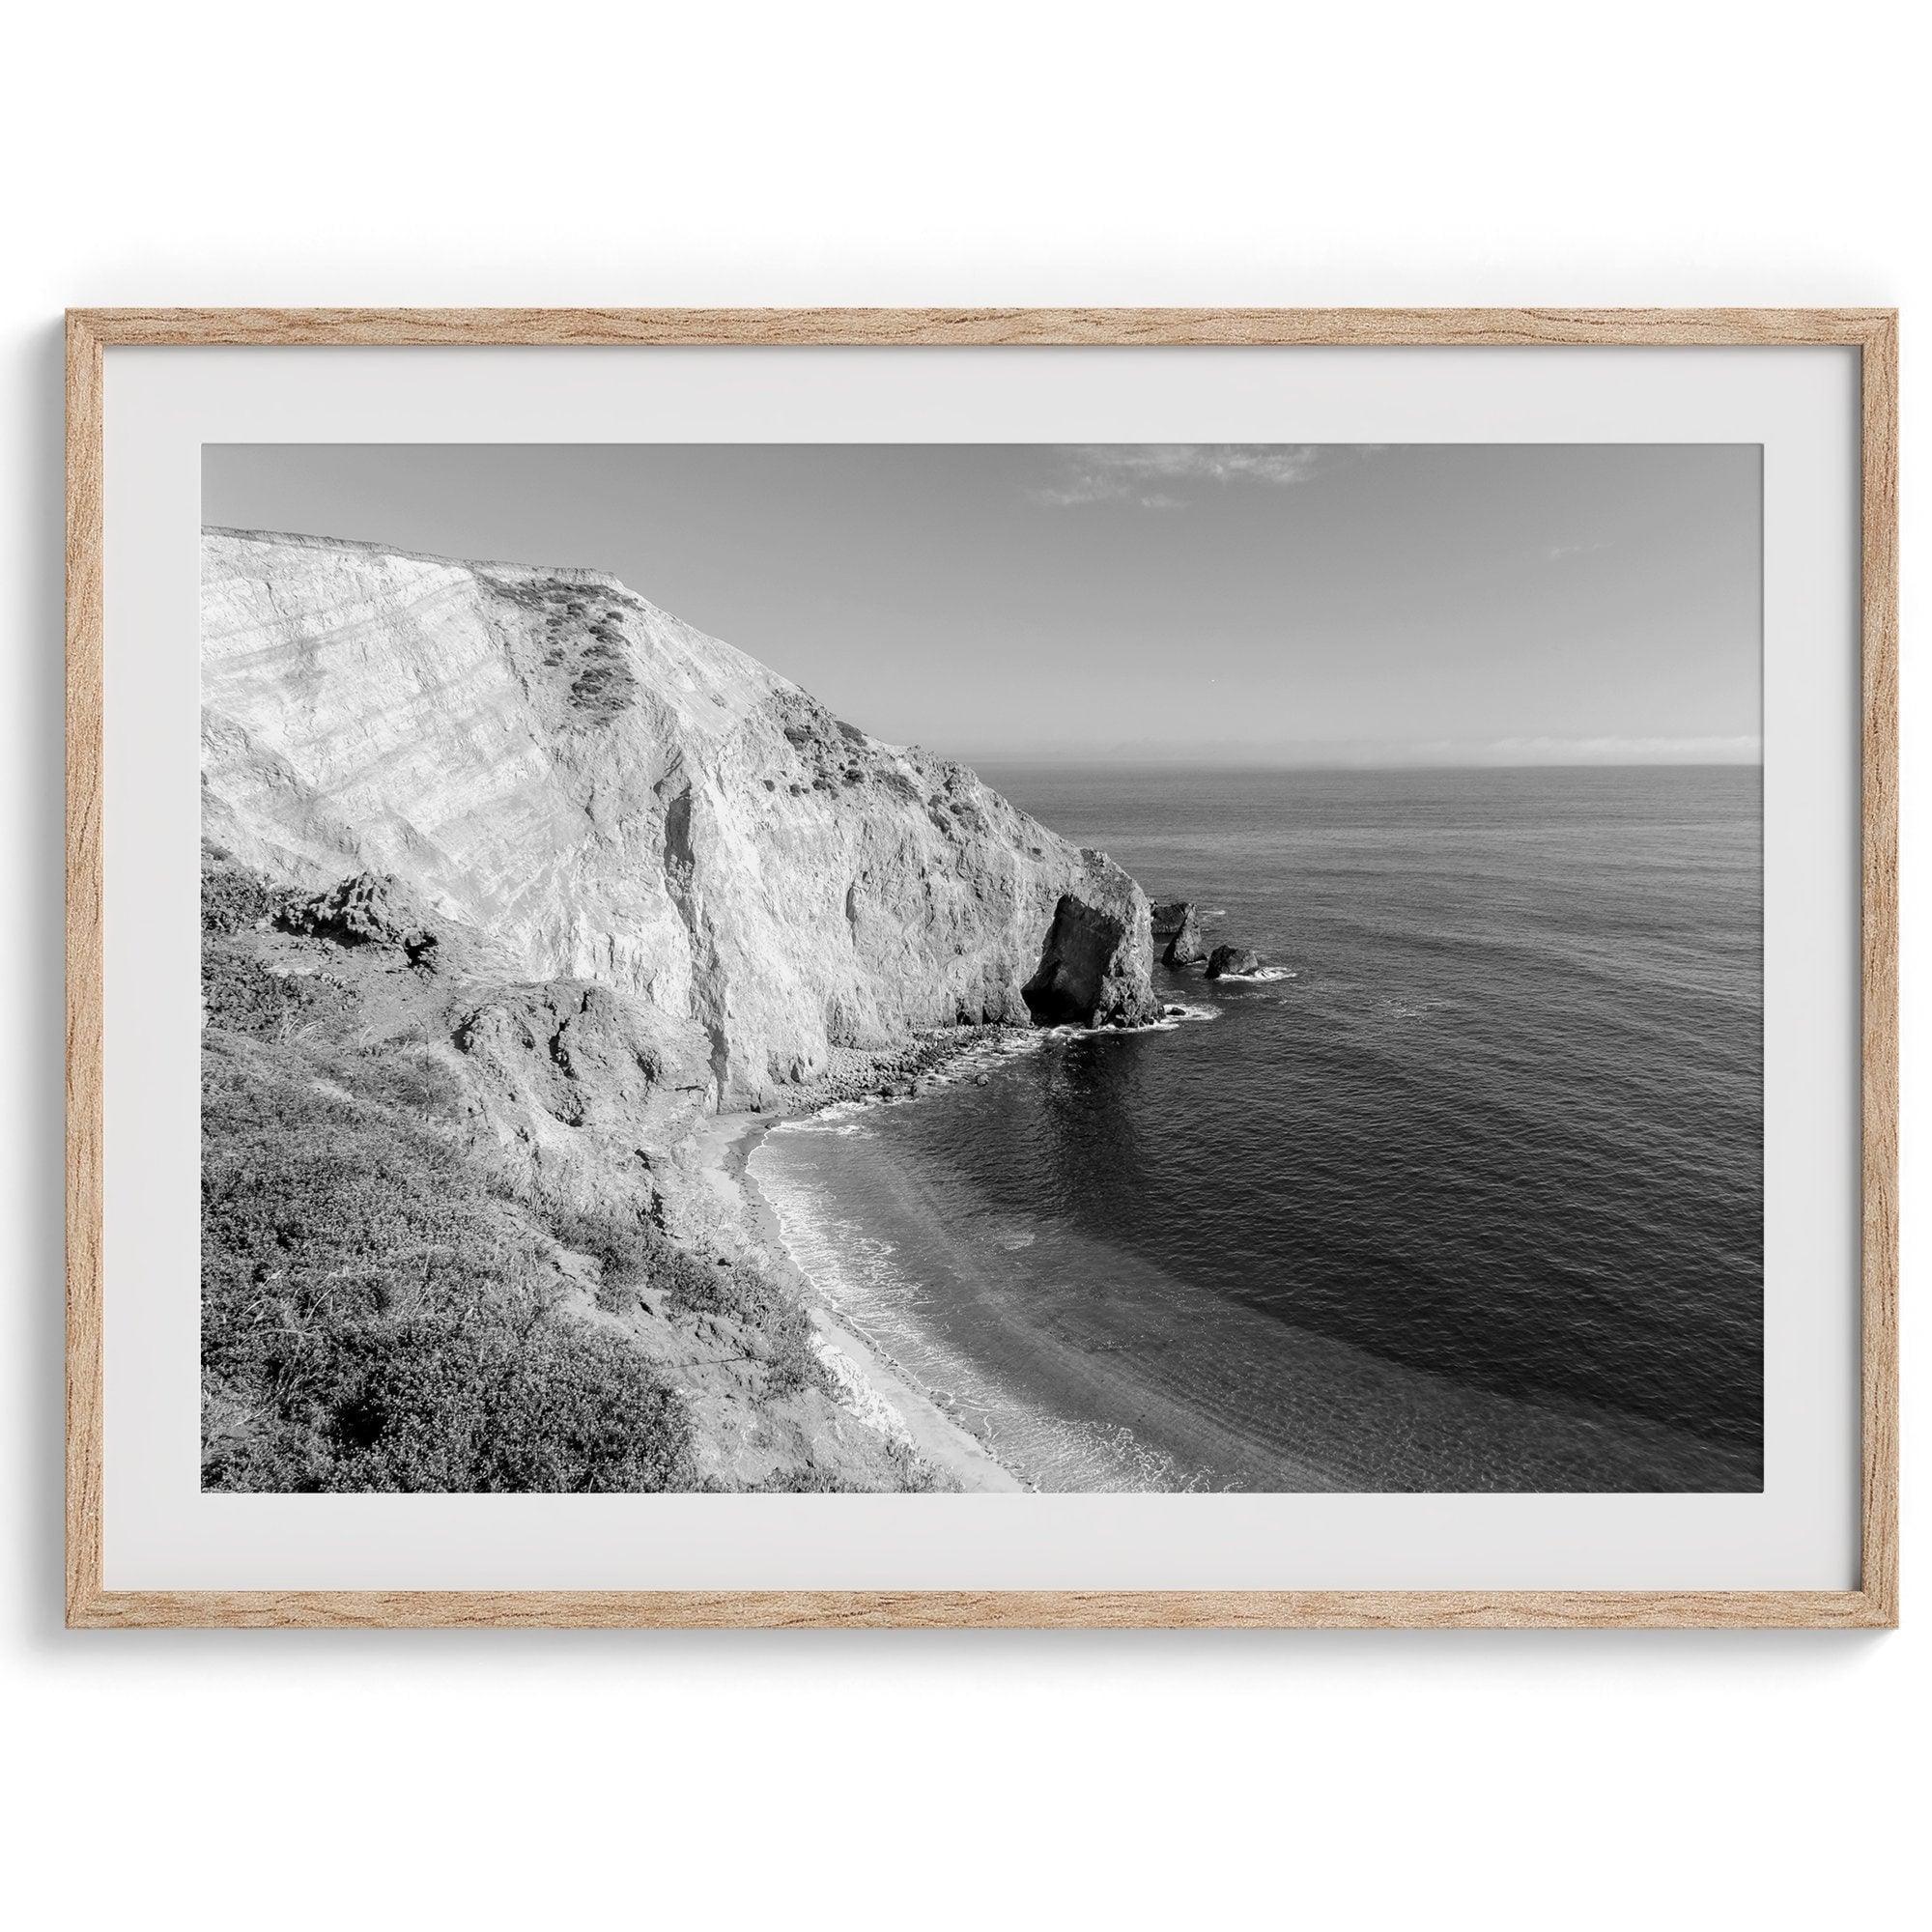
left=66, top=308, right=1897, bottom=1629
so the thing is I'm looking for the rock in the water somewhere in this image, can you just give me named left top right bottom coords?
left=1205, top=944, right=1261, bottom=980
left=1162, top=903, right=1208, bottom=967
left=1022, top=890, right=1158, bottom=1029
left=1150, top=900, right=1192, bottom=939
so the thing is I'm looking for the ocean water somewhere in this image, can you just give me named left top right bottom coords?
left=751, top=765, right=1762, bottom=1492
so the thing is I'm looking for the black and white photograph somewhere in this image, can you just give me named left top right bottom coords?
left=199, top=440, right=1763, bottom=1496
left=22, top=0, right=1931, bottom=1918
left=14, top=5, right=1922, bottom=1921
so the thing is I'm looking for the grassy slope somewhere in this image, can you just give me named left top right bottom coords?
left=200, top=853, right=932, bottom=1493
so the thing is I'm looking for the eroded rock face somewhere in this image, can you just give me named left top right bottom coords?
left=1205, top=944, right=1262, bottom=980
left=1023, top=886, right=1159, bottom=1028
left=1162, top=904, right=1208, bottom=967
left=202, top=528, right=1157, bottom=1103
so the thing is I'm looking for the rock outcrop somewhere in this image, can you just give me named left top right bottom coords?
left=277, top=870, right=440, bottom=968
left=1160, top=902, right=1208, bottom=968
left=1022, top=891, right=1159, bottom=1028
left=1205, top=944, right=1262, bottom=980
left=201, top=528, right=1157, bottom=1104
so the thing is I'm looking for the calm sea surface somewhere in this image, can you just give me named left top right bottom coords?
left=751, top=764, right=1762, bottom=1492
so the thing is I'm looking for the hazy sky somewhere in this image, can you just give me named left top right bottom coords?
left=205, top=442, right=1760, bottom=766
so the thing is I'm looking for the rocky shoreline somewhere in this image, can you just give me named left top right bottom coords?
left=759, top=1022, right=1034, bottom=1116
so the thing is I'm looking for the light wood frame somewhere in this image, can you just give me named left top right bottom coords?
left=65, top=307, right=1899, bottom=1630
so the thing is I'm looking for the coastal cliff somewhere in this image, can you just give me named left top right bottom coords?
left=199, top=527, right=1154, bottom=1493
left=202, top=527, right=1154, bottom=1106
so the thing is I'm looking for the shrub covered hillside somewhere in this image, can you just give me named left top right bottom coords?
left=200, top=1031, right=696, bottom=1492
left=199, top=847, right=934, bottom=1493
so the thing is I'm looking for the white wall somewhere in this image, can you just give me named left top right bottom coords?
left=3, top=4, right=1920, bottom=1925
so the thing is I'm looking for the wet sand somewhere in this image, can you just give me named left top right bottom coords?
left=691, top=1109, right=1023, bottom=1493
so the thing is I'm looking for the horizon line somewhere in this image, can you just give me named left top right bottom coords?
left=950, top=752, right=1764, bottom=772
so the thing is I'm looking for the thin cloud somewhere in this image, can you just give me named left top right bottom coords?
left=1030, top=444, right=1323, bottom=509
left=1450, top=733, right=1760, bottom=766
left=958, top=733, right=1763, bottom=768
left=1544, top=539, right=1611, bottom=561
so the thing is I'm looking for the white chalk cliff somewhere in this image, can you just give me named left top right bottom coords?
left=201, top=528, right=1156, bottom=1106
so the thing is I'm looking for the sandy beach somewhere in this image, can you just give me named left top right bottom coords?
left=690, top=1107, right=1024, bottom=1493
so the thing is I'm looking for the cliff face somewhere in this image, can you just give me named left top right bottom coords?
left=201, top=527, right=1155, bottom=1106
left=200, top=526, right=1159, bottom=1494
